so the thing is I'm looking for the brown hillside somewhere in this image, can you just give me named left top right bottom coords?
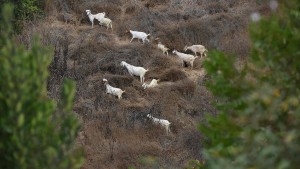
left=18, top=0, right=270, bottom=168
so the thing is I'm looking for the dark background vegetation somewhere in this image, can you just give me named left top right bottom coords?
left=13, top=0, right=270, bottom=168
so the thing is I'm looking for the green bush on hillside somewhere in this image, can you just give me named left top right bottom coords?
left=0, top=4, right=84, bottom=169
left=0, top=0, right=43, bottom=32
left=197, top=1, right=300, bottom=169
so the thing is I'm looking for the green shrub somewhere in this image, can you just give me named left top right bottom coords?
left=197, top=1, right=300, bottom=169
left=0, top=4, right=84, bottom=169
left=0, top=1, right=43, bottom=32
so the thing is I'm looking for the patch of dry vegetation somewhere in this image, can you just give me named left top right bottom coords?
left=17, top=0, right=267, bottom=168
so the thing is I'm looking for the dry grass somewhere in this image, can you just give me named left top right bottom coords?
left=17, top=0, right=265, bottom=168
left=159, top=68, right=188, bottom=82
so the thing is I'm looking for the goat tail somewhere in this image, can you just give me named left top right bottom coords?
left=147, top=34, right=151, bottom=36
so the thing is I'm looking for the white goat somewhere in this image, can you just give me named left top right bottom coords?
left=86, top=10, right=105, bottom=28
left=142, top=79, right=160, bottom=89
left=147, top=114, right=171, bottom=134
left=120, top=61, right=148, bottom=83
left=129, top=30, right=150, bottom=44
left=157, top=42, right=170, bottom=56
left=99, top=17, right=112, bottom=30
left=184, top=45, right=208, bottom=58
left=172, top=50, right=198, bottom=69
left=103, top=79, right=125, bottom=99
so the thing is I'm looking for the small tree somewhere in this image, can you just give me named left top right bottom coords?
left=198, top=1, right=300, bottom=169
left=0, top=4, right=84, bottom=169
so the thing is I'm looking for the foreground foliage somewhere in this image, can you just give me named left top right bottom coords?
left=199, top=1, right=300, bottom=169
left=0, top=4, right=83, bottom=169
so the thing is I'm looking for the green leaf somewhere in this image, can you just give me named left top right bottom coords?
left=17, top=114, right=24, bottom=127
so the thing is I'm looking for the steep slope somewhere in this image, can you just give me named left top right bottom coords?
left=19, top=0, right=265, bottom=168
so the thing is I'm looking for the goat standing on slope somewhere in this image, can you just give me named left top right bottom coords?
left=172, top=50, right=198, bottom=69
left=184, top=45, right=208, bottom=58
left=99, top=17, right=113, bottom=30
left=120, top=61, right=148, bottom=83
left=103, top=79, right=125, bottom=99
left=86, top=10, right=105, bottom=28
left=147, top=114, right=171, bottom=135
left=128, top=30, right=150, bottom=44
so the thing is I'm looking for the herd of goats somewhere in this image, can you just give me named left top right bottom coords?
left=84, top=9, right=208, bottom=134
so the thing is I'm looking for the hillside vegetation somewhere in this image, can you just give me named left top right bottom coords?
left=17, top=0, right=268, bottom=168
